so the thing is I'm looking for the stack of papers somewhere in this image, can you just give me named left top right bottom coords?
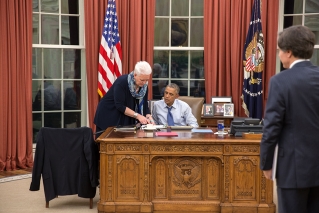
left=141, top=125, right=166, bottom=130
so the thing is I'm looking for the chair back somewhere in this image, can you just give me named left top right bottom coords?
left=30, top=127, right=99, bottom=209
left=178, top=96, right=204, bottom=124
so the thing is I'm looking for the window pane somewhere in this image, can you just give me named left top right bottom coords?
left=190, top=80, right=205, bottom=98
left=171, top=50, right=188, bottom=80
left=44, top=80, right=61, bottom=111
left=190, top=51, right=204, bottom=79
left=41, top=0, right=59, bottom=13
left=153, top=51, right=169, bottom=99
left=171, top=0, right=189, bottom=16
left=311, top=49, right=319, bottom=65
left=305, top=0, right=319, bottom=13
left=33, top=0, right=39, bottom=12
left=61, top=0, right=79, bottom=14
left=283, top=15, right=302, bottom=28
left=191, top=0, right=203, bottom=16
left=32, top=80, right=42, bottom=111
left=172, top=80, right=188, bottom=96
left=64, top=80, right=81, bottom=110
left=153, top=50, right=169, bottom=76
left=44, top=112, right=61, bottom=128
left=154, top=18, right=169, bottom=46
left=152, top=79, right=167, bottom=99
left=64, top=112, right=81, bottom=128
left=33, top=14, right=39, bottom=44
left=284, top=0, right=303, bottom=14
left=41, top=15, right=59, bottom=44
left=305, top=15, right=319, bottom=44
left=32, top=48, right=42, bottom=79
left=171, top=19, right=188, bottom=46
left=63, top=49, right=81, bottom=79
left=33, top=114, right=42, bottom=143
left=43, top=48, right=62, bottom=79
left=190, top=51, right=205, bottom=98
left=62, top=16, right=79, bottom=45
left=155, top=0, right=170, bottom=16
left=190, top=18, right=203, bottom=47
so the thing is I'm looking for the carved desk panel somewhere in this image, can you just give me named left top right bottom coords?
left=96, top=127, right=275, bottom=213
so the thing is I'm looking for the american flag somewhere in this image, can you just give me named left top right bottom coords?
left=98, top=0, right=122, bottom=97
left=241, top=0, right=264, bottom=119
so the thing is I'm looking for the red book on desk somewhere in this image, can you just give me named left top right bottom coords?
left=155, top=132, right=178, bottom=137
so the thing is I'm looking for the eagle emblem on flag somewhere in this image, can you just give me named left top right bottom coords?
left=243, top=32, right=264, bottom=85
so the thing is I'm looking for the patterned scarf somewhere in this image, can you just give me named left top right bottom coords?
left=127, top=71, right=148, bottom=115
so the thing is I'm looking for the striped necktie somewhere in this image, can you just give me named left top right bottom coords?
left=167, top=107, right=174, bottom=126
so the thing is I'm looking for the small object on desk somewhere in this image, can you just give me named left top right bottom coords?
left=191, top=129, right=213, bottom=133
left=114, top=127, right=136, bottom=131
left=214, top=131, right=228, bottom=135
left=217, top=120, right=225, bottom=133
left=155, top=132, right=178, bottom=137
left=142, top=126, right=157, bottom=131
left=141, top=124, right=166, bottom=130
left=136, top=130, right=154, bottom=138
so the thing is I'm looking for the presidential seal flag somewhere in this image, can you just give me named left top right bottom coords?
left=98, top=0, right=122, bottom=98
left=242, top=0, right=264, bottom=119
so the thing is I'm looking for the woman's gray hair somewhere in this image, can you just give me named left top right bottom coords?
left=134, top=61, right=152, bottom=75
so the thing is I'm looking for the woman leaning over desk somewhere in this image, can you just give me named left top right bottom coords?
left=94, top=61, right=155, bottom=136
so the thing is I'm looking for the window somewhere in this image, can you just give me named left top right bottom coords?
left=279, top=0, right=319, bottom=70
left=32, top=0, right=86, bottom=143
left=153, top=0, right=204, bottom=100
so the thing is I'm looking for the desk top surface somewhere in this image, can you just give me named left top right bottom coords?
left=96, top=127, right=261, bottom=144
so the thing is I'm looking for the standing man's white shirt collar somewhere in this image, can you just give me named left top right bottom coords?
left=289, top=59, right=309, bottom=68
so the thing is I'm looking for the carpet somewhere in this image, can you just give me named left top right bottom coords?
left=0, top=174, right=32, bottom=183
left=0, top=175, right=100, bottom=213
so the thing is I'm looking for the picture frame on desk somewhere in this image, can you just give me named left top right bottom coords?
left=203, top=104, right=214, bottom=117
left=223, top=103, right=234, bottom=117
left=211, top=96, right=232, bottom=103
left=213, top=102, right=226, bottom=116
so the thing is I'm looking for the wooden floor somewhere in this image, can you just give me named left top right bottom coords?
left=0, top=167, right=33, bottom=179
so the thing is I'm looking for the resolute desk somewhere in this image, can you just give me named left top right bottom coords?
left=96, top=127, right=275, bottom=213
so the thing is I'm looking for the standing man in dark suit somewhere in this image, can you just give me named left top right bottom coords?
left=260, top=25, right=319, bottom=213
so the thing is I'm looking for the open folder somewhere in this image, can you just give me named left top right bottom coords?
left=155, top=132, right=178, bottom=137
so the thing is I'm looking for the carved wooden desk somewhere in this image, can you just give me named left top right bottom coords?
left=96, top=127, right=275, bottom=213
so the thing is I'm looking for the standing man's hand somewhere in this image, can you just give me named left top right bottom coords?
left=263, top=169, right=273, bottom=180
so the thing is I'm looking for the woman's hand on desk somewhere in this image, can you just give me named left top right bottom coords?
left=146, top=115, right=155, bottom=124
left=136, top=114, right=155, bottom=125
